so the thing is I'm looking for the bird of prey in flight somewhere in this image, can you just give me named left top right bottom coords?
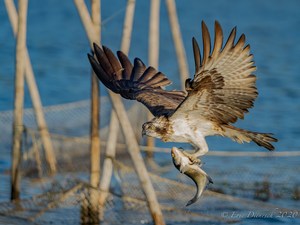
left=88, top=21, right=277, bottom=162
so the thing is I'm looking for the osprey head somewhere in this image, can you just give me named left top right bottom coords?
left=142, top=116, right=170, bottom=139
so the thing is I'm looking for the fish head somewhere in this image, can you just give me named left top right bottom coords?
left=171, top=147, right=184, bottom=169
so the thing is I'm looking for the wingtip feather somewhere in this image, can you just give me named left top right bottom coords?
left=211, top=21, right=223, bottom=59
left=192, top=37, right=201, bottom=73
left=201, top=21, right=211, bottom=65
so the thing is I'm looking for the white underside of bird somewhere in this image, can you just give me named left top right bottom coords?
left=166, top=117, right=212, bottom=157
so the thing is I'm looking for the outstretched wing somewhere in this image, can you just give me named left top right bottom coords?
left=88, top=44, right=186, bottom=116
left=173, top=21, right=257, bottom=124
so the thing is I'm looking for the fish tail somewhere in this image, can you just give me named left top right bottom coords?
left=207, top=175, right=213, bottom=184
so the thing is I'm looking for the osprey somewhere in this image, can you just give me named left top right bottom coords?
left=88, top=21, right=277, bottom=162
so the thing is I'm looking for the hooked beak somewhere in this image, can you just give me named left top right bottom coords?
left=142, top=129, right=146, bottom=137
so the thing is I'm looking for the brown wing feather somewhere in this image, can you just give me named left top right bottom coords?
left=174, top=21, right=257, bottom=124
left=201, top=21, right=211, bottom=66
left=192, top=37, right=201, bottom=73
left=88, top=43, right=186, bottom=116
left=136, top=90, right=186, bottom=116
left=117, top=51, right=133, bottom=79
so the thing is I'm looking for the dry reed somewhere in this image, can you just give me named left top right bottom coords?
left=5, top=0, right=57, bottom=175
left=10, top=0, right=28, bottom=201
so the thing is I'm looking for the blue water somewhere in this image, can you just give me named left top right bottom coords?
left=0, top=1, right=300, bottom=223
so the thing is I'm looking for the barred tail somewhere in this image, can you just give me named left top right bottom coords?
left=222, top=125, right=278, bottom=151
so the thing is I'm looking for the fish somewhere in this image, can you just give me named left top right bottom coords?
left=171, top=147, right=213, bottom=206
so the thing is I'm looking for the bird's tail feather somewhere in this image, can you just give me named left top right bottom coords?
left=222, top=124, right=277, bottom=151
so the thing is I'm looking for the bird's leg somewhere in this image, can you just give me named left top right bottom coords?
left=178, top=147, right=201, bottom=165
left=182, top=151, right=202, bottom=165
left=184, top=135, right=209, bottom=164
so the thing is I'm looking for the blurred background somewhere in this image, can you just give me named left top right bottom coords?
left=0, top=0, right=299, bottom=224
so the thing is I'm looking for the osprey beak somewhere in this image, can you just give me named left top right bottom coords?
left=142, top=129, right=146, bottom=137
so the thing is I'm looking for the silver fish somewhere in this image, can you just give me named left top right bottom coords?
left=171, top=147, right=213, bottom=206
